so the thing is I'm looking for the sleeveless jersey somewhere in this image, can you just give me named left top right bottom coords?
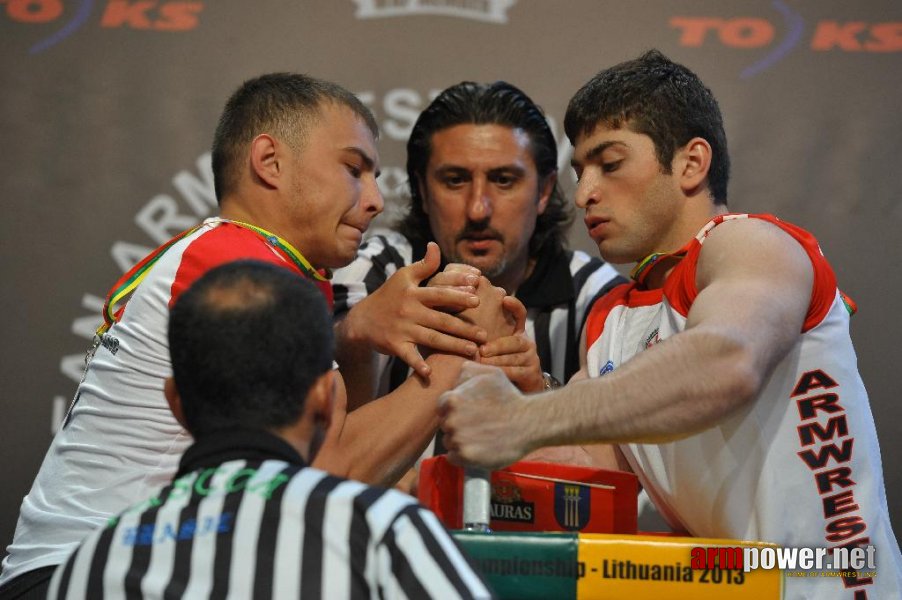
left=0, top=219, right=317, bottom=585
left=585, top=214, right=902, bottom=599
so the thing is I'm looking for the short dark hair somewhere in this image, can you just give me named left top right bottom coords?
left=399, top=81, right=572, bottom=256
left=168, top=260, right=334, bottom=437
left=564, top=50, right=730, bottom=205
left=212, top=73, right=379, bottom=202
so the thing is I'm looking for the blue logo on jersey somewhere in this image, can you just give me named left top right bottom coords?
left=599, top=360, right=615, bottom=377
left=122, top=512, right=234, bottom=546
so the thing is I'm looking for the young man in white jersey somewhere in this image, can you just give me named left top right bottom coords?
left=0, top=73, right=494, bottom=599
left=439, top=50, right=902, bottom=599
left=48, top=260, right=493, bottom=600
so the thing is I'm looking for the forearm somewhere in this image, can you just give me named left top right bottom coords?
left=319, top=353, right=464, bottom=487
left=442, top=220, right=814, bottom=471
left=333, top=314, right=380, bottom=410
left=529, top=325, right=760, bottom=448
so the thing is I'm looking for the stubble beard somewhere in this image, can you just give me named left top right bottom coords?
left=447, top=248, right=508, bottom=285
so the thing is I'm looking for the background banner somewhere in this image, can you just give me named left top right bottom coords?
left=2, top=0, right=900, bottom=551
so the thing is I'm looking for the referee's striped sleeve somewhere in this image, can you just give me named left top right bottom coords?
left=378, top=505, right=494, bottom=599
left=332, top=231, right=413, bottom=317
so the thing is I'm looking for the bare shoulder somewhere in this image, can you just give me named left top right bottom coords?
left=702, top=215, right=800, bottom=249
left=697, top=216, right=812, bottom=287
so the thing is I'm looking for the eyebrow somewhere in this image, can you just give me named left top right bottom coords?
left=344, top=147, right=380, bottom=178
left=571, top=140, right=626, bottom=168
left=433, top=163, right=527, bottom=175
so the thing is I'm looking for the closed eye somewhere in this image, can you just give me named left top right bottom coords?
left=602, top=160, right=622, bottom=173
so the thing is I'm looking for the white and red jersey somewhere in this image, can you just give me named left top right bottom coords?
left=586, top=214, right=902, bottom=599
left=0, top=219, right=326, bottom=585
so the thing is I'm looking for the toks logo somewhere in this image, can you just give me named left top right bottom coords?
left=670, top=1, right=901, bottom=78
left=3, top=0, right=204, bottom=54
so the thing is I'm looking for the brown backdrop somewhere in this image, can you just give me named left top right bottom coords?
left=2, top=0, right=900, bottom=551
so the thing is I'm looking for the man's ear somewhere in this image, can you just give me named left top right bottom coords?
left=675, top=137, right=712, bottom=195
left=305, top=369, right=336, bottom=428
left=536, top=170, right=556, bottom=216
left=163, top=377, right=188, bottom=430
left=249, top=133, right=282, bottom=189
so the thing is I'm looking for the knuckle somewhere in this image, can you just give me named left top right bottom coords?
left=399, top=286, right=415, bottom=301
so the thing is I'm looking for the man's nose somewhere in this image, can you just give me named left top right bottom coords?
left=365, top=178, right=384, bottom=216
left=574, top=171, right=600, bottom=209
left=466, top=179, right=492, bottom=221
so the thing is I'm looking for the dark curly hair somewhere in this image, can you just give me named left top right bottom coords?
left=398, top=81, right=571, bottom=256
left=565, top=50, right=730, bottom=205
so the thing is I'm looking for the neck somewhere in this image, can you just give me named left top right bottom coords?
left=636, top=254, right=683, bottom=290
left=216, top=207, right=326, bottom=285
left=219, top=198, right=269, bottom=232
left=493, top=255, right=534, bottom=296
left=635, top=202, right=729, bottom=289
left=270, top=421, right=314, bottom=464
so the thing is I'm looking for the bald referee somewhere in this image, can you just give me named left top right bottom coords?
left=47, top=260, right=492, bottom=599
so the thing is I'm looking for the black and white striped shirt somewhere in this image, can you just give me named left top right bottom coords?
left=333, top=230, right=626, bottom=395
left=48, top=429, right=494, bottom=599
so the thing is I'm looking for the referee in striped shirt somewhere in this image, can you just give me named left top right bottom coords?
left=333, top=81, right=626, bottom=447
left=48, top=260, right=493, bottom=599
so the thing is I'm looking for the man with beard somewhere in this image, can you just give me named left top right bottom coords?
left=333, top=82, right=625, bottom=437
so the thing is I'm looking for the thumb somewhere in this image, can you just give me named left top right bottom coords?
left=502, top=295, right=527, bottom=333
left=408, top=241, right=442, bottom=283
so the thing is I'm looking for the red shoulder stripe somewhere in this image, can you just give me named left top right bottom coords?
left=753, top=216, right=838, bottom=332
left=662, top=214, right=840, bottom=331
left=168, top=224, right=307, bottom=308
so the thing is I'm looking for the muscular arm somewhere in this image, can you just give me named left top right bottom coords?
left=520, top=368, right=627, bottom=471
left=320, top=276, right=518, bottom=486
left=441, top=218, right=815, bottom=468
left=313, top=353, right=465, bottom=486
